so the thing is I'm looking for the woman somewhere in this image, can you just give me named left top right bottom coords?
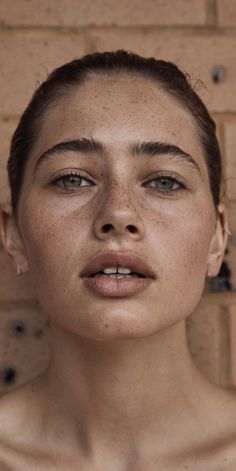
left=0, top=49, right=235, bottom=470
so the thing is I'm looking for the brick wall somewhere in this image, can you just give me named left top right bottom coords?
left=0, top=0, right=236, bottom=394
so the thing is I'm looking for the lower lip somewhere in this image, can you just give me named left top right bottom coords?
left=81, top=276, right=153, bottom=297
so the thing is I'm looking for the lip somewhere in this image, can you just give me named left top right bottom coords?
left=80, top=251, right=156, bottom=279
left=82, top=276, right=153, bottom=297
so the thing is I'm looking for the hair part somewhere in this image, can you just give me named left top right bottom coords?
left=8, top=50, right=222, bottom=213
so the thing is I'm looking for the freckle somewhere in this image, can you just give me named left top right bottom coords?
left=34, top=328, right=44, bottom=338
left=11, top=320, right=26, bottom=335
left=105, top=324, right=108, bottom=328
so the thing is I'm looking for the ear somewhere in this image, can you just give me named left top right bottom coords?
left=0, top=204, right=29, bottom=274
left=206, top=203, right=230, bottom=277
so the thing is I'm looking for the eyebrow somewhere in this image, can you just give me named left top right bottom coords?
left=34, top=137, right=201, bottom=175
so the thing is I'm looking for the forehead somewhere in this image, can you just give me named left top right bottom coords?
left=32, top=73, right=206, bottom=172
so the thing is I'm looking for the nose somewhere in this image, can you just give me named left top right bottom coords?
left=92, top=186, right=145, bottom=242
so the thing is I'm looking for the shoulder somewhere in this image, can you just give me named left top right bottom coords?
left=0, top=390, right=23, bottom=470
left=0, top=385, right=39, bottom=471
left=182, top=386, right=236, bottom=470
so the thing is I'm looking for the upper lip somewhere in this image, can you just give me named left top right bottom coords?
left=80, top=251, right=156, bottom=279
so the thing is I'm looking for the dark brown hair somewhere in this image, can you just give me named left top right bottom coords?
left=7, top=49, right=222, bottom=213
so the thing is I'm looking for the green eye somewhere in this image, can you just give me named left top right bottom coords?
left=52, top=173, right=93, bottom=189
left=146, top=175, right=185, bottom=192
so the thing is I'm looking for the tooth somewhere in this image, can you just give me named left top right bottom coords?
left=103, top=267, right=117, bottom=274
left=102, top=267, right=133, bottom=275
left=118, top=267, right=132, bottom=274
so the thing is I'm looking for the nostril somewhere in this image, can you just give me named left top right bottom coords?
left=102, top=224, right=113, bottom=233
left=101, top=224, right=138, bottom=234
left=127, top=225, right=138, bottom=234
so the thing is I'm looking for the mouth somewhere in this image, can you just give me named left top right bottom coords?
left=81, top=272, right=153, bottom=298
left=80, top=251, right=156, bottom=280
left=87, top=271, right=146, bottom=279
left=80, top=251, right=156, bottom=297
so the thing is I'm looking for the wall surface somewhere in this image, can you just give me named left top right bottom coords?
left=0, top=0, right=236, bottom=394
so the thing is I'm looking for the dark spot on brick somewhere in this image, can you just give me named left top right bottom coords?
left=34, top=328, right=44, bottom=338
left=211, top=66, right=225, bottom=84
left=11, top=321, right=26, bottom=335
left=2, top=367, right=16, bottom=384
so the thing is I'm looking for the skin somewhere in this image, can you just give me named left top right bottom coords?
left=0, top=73, right=236, bottom=470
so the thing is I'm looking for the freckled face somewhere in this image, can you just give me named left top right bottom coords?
left=18, top=74, right=216, bottom=339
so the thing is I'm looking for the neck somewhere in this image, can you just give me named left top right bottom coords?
left=37, top=320, right=206, bottom=460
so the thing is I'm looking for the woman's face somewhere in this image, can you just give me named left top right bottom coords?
left=12, top=74, right=225, bottom=339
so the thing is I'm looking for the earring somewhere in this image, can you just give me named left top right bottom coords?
left=207, top=264, right=213, bottom=277
left=17, top=264, right=21, bottom=277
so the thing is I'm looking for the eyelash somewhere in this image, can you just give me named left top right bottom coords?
left=51, top=171, right=186, bottom=194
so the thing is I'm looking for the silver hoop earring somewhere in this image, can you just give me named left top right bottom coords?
left=17, top=264, right=21, bottom=277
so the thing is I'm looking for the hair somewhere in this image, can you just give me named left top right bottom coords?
left=8, top=49, right=222, bottom=214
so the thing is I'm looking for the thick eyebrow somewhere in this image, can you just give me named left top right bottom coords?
left=130, top=141, right=201, bottom=175
left=34, top=138, right=107, bottom=173
left=34, top=137, right=201, bottom=176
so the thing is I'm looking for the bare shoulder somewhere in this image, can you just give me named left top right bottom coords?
left=179, top=385, right=236, bottom=470
left=0, top=382, right=70, bottom=471
left=0, top=383, right=42, bottom=471
left=0, top=383, right=32, bottom=438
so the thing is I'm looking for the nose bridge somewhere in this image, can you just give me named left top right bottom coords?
left=106, top=174, right=133, bottom=205
left=101, top=175, right=138, bottom=220
left=92, top=173, right=145, bottom=240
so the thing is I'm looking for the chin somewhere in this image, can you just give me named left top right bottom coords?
left=48, top=303, right=175, bottom=341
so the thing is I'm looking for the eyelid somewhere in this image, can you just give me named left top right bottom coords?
left=51, top=168, right=92, bottom=180
left=144, top=173, right=187, bottom=190
left=51, top=170, right=94, bottom=184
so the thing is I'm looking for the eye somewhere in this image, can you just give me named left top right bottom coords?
left=51, top=172, right=94, bottom=190
left=145, top=175, right=185, bottom=193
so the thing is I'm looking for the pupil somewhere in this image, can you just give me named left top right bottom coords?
left=158, top=178, right=173, bottom=189
left=63, top=176, right=80, bottom=187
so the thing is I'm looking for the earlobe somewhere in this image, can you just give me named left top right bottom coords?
left=206, top=203, right=230, bottom=278
left=0, top=204, right=29, bottom=274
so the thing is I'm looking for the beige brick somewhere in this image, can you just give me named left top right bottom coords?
left=0, top=249, right=35, bottom=301
left=217, top=0, right=236, bottom=26
left=0, top=118, right=18, bottom=206
left=187, top=296, right=230, bottom=386
left=229, top=304, right=236, bottom=386
left=0, top=0, right=208, bottom=27
left=1, top=31, right=236, bottom=115
left=225, top=204, right=236, bottom=291
left=0, top=304, right=50, bottom=394
left=0, top=31, right=86, bottom=116
left=229, top=304, right=236, bottom=385
left=223, top=121, right=236, bottom=200
left=92, top=31, right=236, bottom=113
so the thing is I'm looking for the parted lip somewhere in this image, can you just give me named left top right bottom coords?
left=80, top=251, right=156, bottom=279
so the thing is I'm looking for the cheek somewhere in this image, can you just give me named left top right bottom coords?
left=149, top=203, right=213, bottom=281
left=21, top=204, right=87, bottom=279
